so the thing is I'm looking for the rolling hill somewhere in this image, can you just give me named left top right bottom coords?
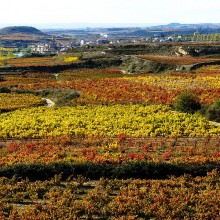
left=0, top=26, right=46, bottom=36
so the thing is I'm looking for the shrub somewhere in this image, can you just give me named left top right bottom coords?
left=173, top=92, right=201, bottom=114
left=0, top=87, right=11, bottom=93
left=0, top=76, right=5, bottom=82
left=206, top=99, right=220, bottom=122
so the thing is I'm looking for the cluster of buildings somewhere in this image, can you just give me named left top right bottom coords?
left=28, top=41, right=78, bottom=54
left=28, top=35, right=178, bottom=54
left=80, top=38, right=110, bottom=46
left=29, top=36, right=111, bottom=54
left=23, top=31, right=193, bottom=55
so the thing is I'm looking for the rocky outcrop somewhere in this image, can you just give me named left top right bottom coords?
left=120, top=56, right=177, bottom=73
left=175, top=47, right=189, bottom=56
left=181, top=45, right=220, bottom=57
left=190, top=60, right=220, bottom=71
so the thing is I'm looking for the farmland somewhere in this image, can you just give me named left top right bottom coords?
left=0, top=44, right=219, bottom=219
left=0, top=55, right=80, bottom=67
left=136, top=55, right=220, bottom=65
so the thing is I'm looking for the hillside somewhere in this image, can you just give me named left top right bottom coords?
left=0, top=26, right=46, bottom=36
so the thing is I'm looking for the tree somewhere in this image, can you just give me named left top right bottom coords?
left=206, top=99, right=220, bottom=122
left=173, top=92, right=201, bottom=114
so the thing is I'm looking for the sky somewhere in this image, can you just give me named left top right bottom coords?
left=0, top=0, right=219, bottom=28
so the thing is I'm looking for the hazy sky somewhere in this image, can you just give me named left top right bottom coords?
left=0, top=0, right=219, bottom=28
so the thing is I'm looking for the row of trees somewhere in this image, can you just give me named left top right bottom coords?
left=0, top=47, right=18, bottom=60
left=179, top=33, right=220, bottom=42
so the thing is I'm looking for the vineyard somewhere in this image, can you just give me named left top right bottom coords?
left=136, top=55, right=220, bottom=65
left=0, top=104, right=219, bottom=139
left=0, top=52, right=219, bottom=219
left=0, top=170, right=219, bottom=219
left=3, top=70, right=220, bottom=105
left=0, top=54, right=80, bottom=67
left=0, top=93, right=45, bottom=112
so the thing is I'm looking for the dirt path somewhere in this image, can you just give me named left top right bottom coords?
left=42, top=98, right=55, bottom=107
left=209, top=121, right=220, bottom=127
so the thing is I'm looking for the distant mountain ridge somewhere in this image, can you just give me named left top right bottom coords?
left=150, top=23, right=220, bottom=30
left=0, top=26, right=46, bottom=36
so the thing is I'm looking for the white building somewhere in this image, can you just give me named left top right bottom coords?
left=29, top=43, right=57, bottom=54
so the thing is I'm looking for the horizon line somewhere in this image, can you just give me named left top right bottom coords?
left=0, top=22, right=220, bottom=30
